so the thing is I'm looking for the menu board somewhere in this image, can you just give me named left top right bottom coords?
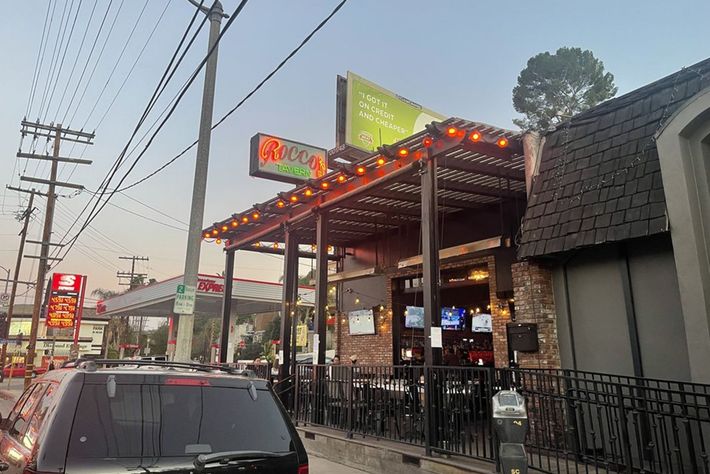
left=46, top=273, right=85, bottom=329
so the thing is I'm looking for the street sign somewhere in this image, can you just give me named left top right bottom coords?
left=173, top=284, right=196, bottom=314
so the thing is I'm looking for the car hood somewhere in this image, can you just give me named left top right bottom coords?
left=64, top=454, right=299, bottom=473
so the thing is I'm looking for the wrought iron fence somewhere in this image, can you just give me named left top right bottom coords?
left=289, top=365, right=710, bottom=474
left=504, top=369, right=710, bottom=474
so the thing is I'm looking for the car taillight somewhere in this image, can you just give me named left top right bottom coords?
left=297, top=464, right=308, bottom=474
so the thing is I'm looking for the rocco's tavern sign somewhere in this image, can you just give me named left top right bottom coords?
left=249, top=133, right=328, bottom=184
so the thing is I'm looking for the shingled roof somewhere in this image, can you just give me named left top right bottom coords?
left=518, top=57, right=710, bottom=259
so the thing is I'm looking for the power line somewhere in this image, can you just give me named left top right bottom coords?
left=60, top=0, right=114, bottom=125
left=25, top=0, right=55, bottom=118
left=48, top=1, right=213, bottom=264
left=53, top=1, right=100, bottom=125
left=83, top=189, right=187, bottom=232
left=35, top=0, right=71, bottom=120
left=53, top=0, right=251, bottom=268
left=92, top=0, right=172, bottom=132
left=66, top=0, right=127, bottom=128
left=80, top=0, right=150, bottom=129
left=43, top=0, right=84, bottom=123
left=118, top=0, right=349, bottom=193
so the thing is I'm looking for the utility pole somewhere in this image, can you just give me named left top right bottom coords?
left=20, top=121, right=93, bottom=388
left=174, top=0, right=228, bottom=362
left=117, top=256, right=149, bottom=353
left=117, top=256, right=149, bottom=289
left=0, top=193, right=36, bottom=376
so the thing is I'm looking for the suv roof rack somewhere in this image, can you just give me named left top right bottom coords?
left=81, top=359, right=256, bottom=377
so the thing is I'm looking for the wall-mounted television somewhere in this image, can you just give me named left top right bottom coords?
left=441, top=307, right=466, bottom=330
left=472, top=313, right=493, bottom=333
left=348, top=309, right=375, bottom=335
left=405, top=306, right=425, bottom=329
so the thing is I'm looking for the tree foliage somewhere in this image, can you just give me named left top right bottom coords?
left=513, top=47, right=617, bottom=131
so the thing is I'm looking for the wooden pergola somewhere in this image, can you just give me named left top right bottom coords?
left=203, top=118, right=525, bottom=379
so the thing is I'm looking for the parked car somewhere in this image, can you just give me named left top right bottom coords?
left=2, top=363, right=46, bottom=378
left=0, top=360, right=309, bottom=473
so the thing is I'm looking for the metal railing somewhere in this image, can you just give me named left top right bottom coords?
left=504, top=368, right=710, bottom=474
left=288, top=365, right=710, bottom=473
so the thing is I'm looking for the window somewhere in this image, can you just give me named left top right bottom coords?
left=10, top=384, right=47, bottom=439
left=22, top=383, right=57, bottom=450
left=68, top=384, right=294, bottom=459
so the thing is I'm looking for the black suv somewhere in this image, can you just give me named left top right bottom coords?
left=0, top=360, right=308, bottom=473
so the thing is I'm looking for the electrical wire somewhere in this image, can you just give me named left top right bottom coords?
left=43, top=0, right=84, bottom=123
left=52, top=1, right=251, bottom=269
left=59, top=0, right=114, bottom=125
left=52, top=0, right=99, bottom=126
left=65, top=0, right=127, bottom=128
left=117, top=0, right=349, bottom=193
left=82, top=189, right=187, bottom=232
left=25, top=0, right=55, bottom=118
left=92, top=0, right=172, bottom=132
left=50, top=1, right=210, bottom=254
left=35, top=0, right=71, bottom=120
left=79, top=0, right=150, bottom=129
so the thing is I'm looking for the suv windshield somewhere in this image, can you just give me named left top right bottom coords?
left=68, top=382, right=294, bottom=459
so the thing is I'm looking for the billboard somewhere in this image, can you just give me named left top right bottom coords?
left=47, top=273, right=86, bottom=329
left=249, top=133, right=328, bottom=184
left=344, top=72, right=445, bottom=152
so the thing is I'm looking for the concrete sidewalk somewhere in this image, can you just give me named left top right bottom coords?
left=310, top=454, right=367, bottom=473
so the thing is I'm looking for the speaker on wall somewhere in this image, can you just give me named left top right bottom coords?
left=507, top=323, right=539, bottom=352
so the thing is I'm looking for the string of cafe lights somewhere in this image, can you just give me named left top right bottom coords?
left=204, top=123, right=513, bottom=243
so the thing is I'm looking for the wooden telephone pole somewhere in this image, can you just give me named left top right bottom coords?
left=19, top=121, right=93, bottom=388
left=0, top=192, right=37, bottom=377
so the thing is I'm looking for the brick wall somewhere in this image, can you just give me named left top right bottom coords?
left=334, top=305, right=392, bottom=365
left=511, top=260, right=561, bottom=369
left=335, top=254, right=513, bottom=367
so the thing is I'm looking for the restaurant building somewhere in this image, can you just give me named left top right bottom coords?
left=202, top=117, right=554, bottom=374
left=517, top=57, right=710, bottom=384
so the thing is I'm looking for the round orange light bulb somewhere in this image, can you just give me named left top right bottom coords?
left=446, top=127, right=457, bottom=137
left=276, top=200, right=285, bottom=208
left=356, top=166, right=366, bottom=175
left=321, top=181, right=330, bottom=189
left=376, top=157, right=386, bottom=166
left=215, top=238, right=222, bottom=245
left=304, top=188, right=313, bottom=197
left=337, top=174, right=346, bottom=183
left=231, top=220, right=238, bottom=228
left=203, top=232, right=211, bottom=239
left=422, top=137, right=433, bottom=147
left=241, top=216, right=249, bottom=223
left=397, top=147, right=409, bottom=157
left=221, top=225, right=228, bottom=232
left=290, top=195, right=299, bottom=203
left=470, top=131, right=481, bottom=142
left=211, top=229, right=218, bottom=236
left=497, top=137, right=508, bottom=148
left=252, top=212, right=260, bottom=220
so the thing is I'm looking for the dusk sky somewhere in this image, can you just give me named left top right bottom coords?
left=1, top=0, right=708, bottom=308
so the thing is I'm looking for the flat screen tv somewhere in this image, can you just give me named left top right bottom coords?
left=472, top=313, right=493, bottom=333
left=348, top=309, right=375, bottom=335
left=405, top=306, right=425, bottom=329
left=441, top=307, right=466, bottom=330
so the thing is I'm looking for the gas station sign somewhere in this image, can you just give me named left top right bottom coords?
left=47, top=273, right=86, bottom=328
left=249, top=133, right=327, bottom=184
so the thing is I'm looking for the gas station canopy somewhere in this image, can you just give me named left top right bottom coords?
left=97, top=273, right=315, bottom=318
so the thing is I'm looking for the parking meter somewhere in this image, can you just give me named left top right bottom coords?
left=492, top=390, right=528, bottom=474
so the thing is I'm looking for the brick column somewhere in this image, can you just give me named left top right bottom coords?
left=511, top=261, right=561, bottom=369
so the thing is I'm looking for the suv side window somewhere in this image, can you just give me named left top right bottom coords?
left=10, top=384, right=47, bottom=439
left=4, top=384, right=37, bottom=429
left=21, top=383, right=56, bottom=450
